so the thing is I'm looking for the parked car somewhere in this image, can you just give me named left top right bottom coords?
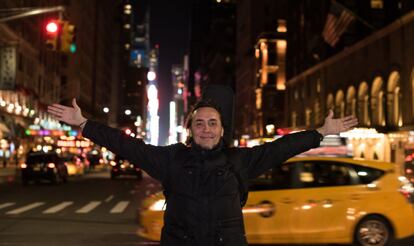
left=62, top=153, right=85, bottom=176
left=110, top=155, right=142, bottom=180
left=21, top=151, right=68, bottom=185
left=137, top=156, right=414, bottom=246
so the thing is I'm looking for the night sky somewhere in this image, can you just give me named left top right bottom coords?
left=149, top=0, right=192, bottom=145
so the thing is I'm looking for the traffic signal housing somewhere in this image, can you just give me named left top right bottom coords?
left=45, top=20, right=60, bottom=50
left=60, top=21, right=76, bottom=53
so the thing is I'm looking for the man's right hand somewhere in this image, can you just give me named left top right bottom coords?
left=47, top=98, right=87, bottom=127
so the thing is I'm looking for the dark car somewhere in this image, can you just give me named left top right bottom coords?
left=86, top=150, right=104, bottom=170
left=110, top=155, right=142, bottom=180
left=21, top=151, right=68, bottom=185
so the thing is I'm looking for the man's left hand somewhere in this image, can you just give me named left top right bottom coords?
left=317, top=110, right=358, bottom=136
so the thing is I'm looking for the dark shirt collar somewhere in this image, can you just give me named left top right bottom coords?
left=190, top=139, right=225, bottom=159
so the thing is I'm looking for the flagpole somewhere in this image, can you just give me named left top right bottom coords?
left=333, top=0, right=376, bottom=30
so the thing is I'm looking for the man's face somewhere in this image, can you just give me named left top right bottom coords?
left=190, top=107, right=224, bottom=150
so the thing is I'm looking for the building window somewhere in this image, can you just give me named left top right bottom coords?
left=371, top=0, right=384, bottom=9
left=326, top=93, right=334, bottom=111
left=305, top=107, right=312, bottom=127
left=335, top=90, right=345, bottom=118
left=346, top=86, right=356, bottom=116
left=316, top=79, right=321, bottom=93
left=314, top=99, right=321, bottom=126
left=358, top=82, right=370, bottom=126
left=387, top=71, right=402, bottom=127
left=291, top=111, right=297, bottom=128
left=370, top=77, right=385, bottom=126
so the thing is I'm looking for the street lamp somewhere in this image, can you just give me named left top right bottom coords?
left=147, top=71, right=156, bottom=82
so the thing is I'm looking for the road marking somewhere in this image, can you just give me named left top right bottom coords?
left=42, top=201, right=74, bottom=214
left=105, top=195, right=114, bottom=202
left=0, top=202, right=15, bottom=210
left=110, top=201, right=129, bottom=213
left=76, top=201, right=101, bottom=213
left=6, top=202, right=45, bottom=215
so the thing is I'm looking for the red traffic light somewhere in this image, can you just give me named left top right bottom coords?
left=46, top=21, right=59, bottom=34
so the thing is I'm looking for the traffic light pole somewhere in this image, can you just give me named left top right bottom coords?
left=0, top=6, right=65, bottom=23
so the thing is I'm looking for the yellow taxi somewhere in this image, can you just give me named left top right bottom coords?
left=62, top=153, right=85, bottom=176
left=137, top=157, right=414, bottom=246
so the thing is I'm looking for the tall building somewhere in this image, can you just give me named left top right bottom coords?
left=117, top=0, right=150, bottom=137
left=284, top=0, right=414, bottom=169
left=187, top=0, right=236, bottom=105
left=235, top=0, right=289, bottom=140
left=0, top=0, right=122, bottom=164
left=169, top=64, right=186, bottom=144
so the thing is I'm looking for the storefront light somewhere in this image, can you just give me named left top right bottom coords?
left=340, top=128, right=384, bottom=139
left=15, top=105, right=22, bottom=115
left=23, top=108, right=29, bottom=116
left=7, top=104, right=14, bottom=113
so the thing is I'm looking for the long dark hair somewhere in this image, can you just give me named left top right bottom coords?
left=184, top=99, right=224, bottom=145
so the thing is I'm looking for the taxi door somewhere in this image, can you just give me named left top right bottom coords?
left=289, top=161, right=355, bottom=243
left=243, top=165, right=297, bottom=244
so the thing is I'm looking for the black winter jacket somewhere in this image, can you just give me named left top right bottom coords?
left=82, top=121, right=322, bottom=246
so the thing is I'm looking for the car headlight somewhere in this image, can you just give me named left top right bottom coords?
left=148, top=199, right=166, bottom=211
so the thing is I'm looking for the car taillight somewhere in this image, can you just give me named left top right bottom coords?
left=398, top=176, right=414, bottom=203
left=20, top=163, right=27, bottom=169
left=47, top=163, right=56, bottom=169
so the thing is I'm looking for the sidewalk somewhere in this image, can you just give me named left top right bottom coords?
left=0, top=164, right=18, bottom=183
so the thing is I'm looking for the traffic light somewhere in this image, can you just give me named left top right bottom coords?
left=45, top=20, right=60, bottom=50
left=60, top=21, right=76, bottom=53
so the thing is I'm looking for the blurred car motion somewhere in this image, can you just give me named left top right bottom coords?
left=86, top=149, right=105, bottom=170
left=62, top=153, right=85, bottom=176
left=110, top=155, right=142, bottom=180
left=138, top=157, right=414, bottom=246
left=21, top=151, right=68, bottom=185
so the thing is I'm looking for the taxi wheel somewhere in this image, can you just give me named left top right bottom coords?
left=354, top=215, right=393, bottom=246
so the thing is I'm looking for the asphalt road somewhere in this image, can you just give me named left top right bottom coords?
left=0, top=171, right=161, bottom=246
left=1, top=169, right=414, bottom=246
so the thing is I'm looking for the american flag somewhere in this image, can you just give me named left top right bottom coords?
left=322, top=1, right=355, bottom=47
